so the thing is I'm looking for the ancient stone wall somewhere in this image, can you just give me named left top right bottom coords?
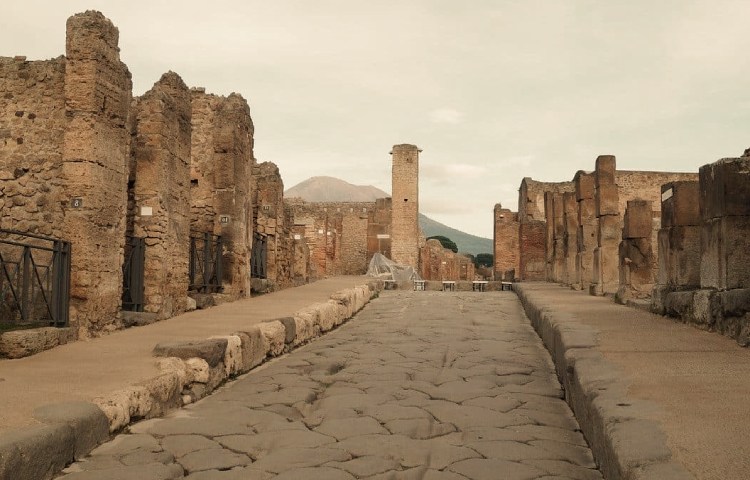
left=575, top=171, right=597, bottom=290
left=616, top=200, right=657, bottom=303
left=492, top=204, right=519, bottom=281
left=390, top=144, right=420, bottom=269
left=254, top=162, right=285, bottom=285
left=366, top=197, right=392, bottom=261
left=419, top=239, right=475, bottom=281
left=190, top=90, right=254, bottom=298
left=615, top=170, right=698, bottom=216
left=129, top=72, right=192, bottom=318
left=61, top=11, right=133, bottom=337
left=288, top=200, right=382, bottom=276
left=0, top=56, right=66, bottom=237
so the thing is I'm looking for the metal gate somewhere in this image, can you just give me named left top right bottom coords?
left=122, top=236, right=145, bottom=312
left=189, top=232, right=223, bottom=293
left=251, top=232, right=267, bottom=279
left=0, top=229, right=70, bottom=329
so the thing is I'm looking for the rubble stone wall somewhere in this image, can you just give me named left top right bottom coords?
left=61, top=11, right=133, bottom=337
left=0, top=56, right=66, bottom=237
left=130, top=72, right=192, bottom=317
left=190, top=91, right=254, bottom=298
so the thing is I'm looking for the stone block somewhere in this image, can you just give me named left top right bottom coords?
left=575, top=172, right=595, bottom=201
left=293, top=313, right=318, bottom=346
left=701, top=216, right=750, bottom=290
left=311, top=302, right=337, bottom=332
left=623, top=200, right=653, bottom=239
left=327, top=299, right=349, bottom=326
left=595, top=155, right=616, bottom=186
left=233, top=326, right=267, bottom=370
left=656, top=229, right=670, bottom=285
left=578, top=198, right=597, bottom=225
left=152, top=339, right=228, bottom=368
left=598, top=215, right=621, bottom=243
left=264, top=317, right=296, bottom=344
left=210, top=335, right=242, bottom=376
left=0, top=327, right=72, bottom=359
left=661, top=181, right=699, bottom=227
left=257, top=321, right=285, bottom=356
left=32, top=402, right=109, bottom=459
left=669, top=226, right=701, bottom=287
left=0, top=424, right=74, bottom=480
left=699, top=157, right=750, bottom=220
left=185, top=358, right=210, bottom=383
left=596, top=184, right=619, bottom=217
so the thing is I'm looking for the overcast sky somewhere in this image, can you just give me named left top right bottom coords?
left=3, top=1, right=749, bottom=238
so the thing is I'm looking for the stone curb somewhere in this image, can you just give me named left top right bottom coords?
left=514, top=284, right=695, bottom=480
left=0, top=280, right=382, bottom=480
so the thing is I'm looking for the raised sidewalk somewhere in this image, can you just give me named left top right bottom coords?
left=0, top=276, right=377, bottom=479
left=515, top=282, right=750, bottom=480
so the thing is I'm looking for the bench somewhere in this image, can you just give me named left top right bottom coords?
left=472, top=281, right=489, bottom=292
left=501, top=282, right=513, bottom=291
left=384, top=280, right=397, bottom=290
left=413, top=280, right=426, bottom=291
left=442, top=281, right=456, bottom=292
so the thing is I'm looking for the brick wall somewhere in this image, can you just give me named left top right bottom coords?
left=391, top=144, right=420, bottom=269
left=493, top=204, right=519, bottom=281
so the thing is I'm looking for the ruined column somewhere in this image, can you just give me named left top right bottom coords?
left=190, top=90, right=254, bottom=298
left=253, top=162, right=284, bottom=285
left=616, top=200, right=656, bottom=304
left=390, top=144, right=420, bottom=269
left=129, top=72, right=192, bottom=318
left=519, top=221, right=546, bottom=281
left=543, top=192, right=555, bottom=281
left=651, top=181, right=701, bottom=314
left=591, top=155, right=620, bottom=295
left=575, top=171, right=597, bottom=291
left=62, top=11, right=133, bottom=336
left=492, top=204, right=519, bottom=281
left=551, top=193, right=566, bottom=282
left=562, top=192, right=578, bottom=286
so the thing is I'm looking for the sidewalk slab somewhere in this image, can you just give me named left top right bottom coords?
left=516, top=282, right=750, bottom=480
left=0, top=276, right=369, bottom=434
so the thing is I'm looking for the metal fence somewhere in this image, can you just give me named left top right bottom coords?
left=0, top=229, right=70, bottom=329
left=121, top=236, right=145, bottom=312
left=189, top=232, right=223, bottom=293
left=251, top=232, right=267, bottom=279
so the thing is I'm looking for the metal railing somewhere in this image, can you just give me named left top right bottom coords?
left=189, top=232, right=223, bottom=293
left=122, top=236, right=145, bottom=312
left=251, top=232, right=267, bottom=279
left=0, top=229, right=70, bottom=328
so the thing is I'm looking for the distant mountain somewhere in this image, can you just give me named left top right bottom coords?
left=418, top=214, right=493, bottom=256
left=285, top=176, right=389, bottom=202
left=285, top=176, right=494, bottom=256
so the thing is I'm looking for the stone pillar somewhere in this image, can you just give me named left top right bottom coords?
left=551, top=193, right=566, bottom=282
left=575, top=172, right=596, bottom=291
left=367, top=198, right=392, bottom=261
left=616, top=200, right=656, bottom=303
left=493, top=204, right=519, bottom=281
left=519, top=221, right=546, bottom=281
left=562, top=192, right=578, bottom=286
left=543, top=192, right=555, bottom=281
left=62, top=11, right=133, bottom=337
left=591, top=155, right=620, bottom=296
left=390, top=144, right=420, bottom=269
left=130, top=72, right=192, bottom=318
left=254, top=162, right=284, bottom=284
left=341, top=208, right=369, bottom=275
left=190, top=91, right=254, bottom=298
left=699, top=158, right=750, bottom=290
left=651, top=181, right=701, bottom=313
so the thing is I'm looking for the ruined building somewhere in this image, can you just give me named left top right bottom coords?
left=0, top=11, right=311, bottom=347
left=494, top=151, right=750, bottom=345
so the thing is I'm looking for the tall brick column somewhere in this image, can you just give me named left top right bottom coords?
left=493, top=204, right=519, bottom=281
left=130, top=72, right=192, bottom=318
left=591, top=155, right=620, bottom=295
left=562, top=192, right=579, bottom=286
left=62, top=11, right=133, bottom=337
left=390, top=144, right=420, bottom=269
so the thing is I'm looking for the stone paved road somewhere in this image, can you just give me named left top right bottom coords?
left=58, top=291, right=603, bottom=480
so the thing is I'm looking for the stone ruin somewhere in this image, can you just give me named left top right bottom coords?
left=0, top=11, right=310, bottom=347
left=494, top=152, right=750, bottom=345
left=0, top=12, right=472, bottom=354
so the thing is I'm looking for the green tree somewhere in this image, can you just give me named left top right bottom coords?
left=427, top=235, right=458, bottom=253
left=475, top=253, right=494, bottom=268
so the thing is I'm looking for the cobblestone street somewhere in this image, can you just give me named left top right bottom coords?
left=59, top=291, right=602, bottom=480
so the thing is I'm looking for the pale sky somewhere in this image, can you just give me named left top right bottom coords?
left=3, top=1, right=749, bottom=238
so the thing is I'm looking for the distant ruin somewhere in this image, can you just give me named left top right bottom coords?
left=0, top=11, right=472, bottom=355
left=494, top=153, right=750, bottom=345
